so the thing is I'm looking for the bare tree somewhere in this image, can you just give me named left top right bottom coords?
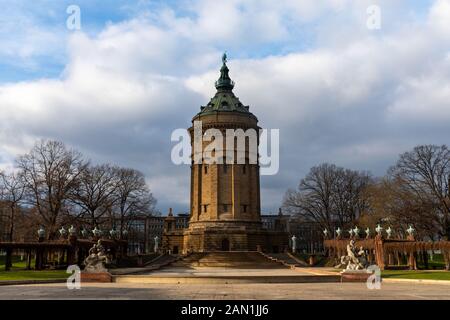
left=69, top=164, right=117, bottom=228
left=332, top=168, right=372, bottom=226
left=360, top=177, right=440, bottom=240
left=283, top=163, right=371, bottom=232
left=16, top=140, right=87, bottom=239
left=389, top=145, right=450, bottom=239
left=0, top=171, right=25, bottom=241
left=112, top=167, right=156, bottom=238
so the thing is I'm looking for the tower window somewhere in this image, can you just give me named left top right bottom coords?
left=243, top=165, right=246, bottom=174
left=223, top=164, right=228, bottom=173
left=223, top=204, right=228, bottom=212
left=204, top=165, right=208, bottom=174
left=242, top=205, right=247, bottom=213
left=203, top=205, right=208, bottom=212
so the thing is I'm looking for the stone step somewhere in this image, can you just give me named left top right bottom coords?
left=261, top=252, right=309, bottom=268
left=171, top=251, right=288, bottom=269
left=113, top=274, right=341, bottom=284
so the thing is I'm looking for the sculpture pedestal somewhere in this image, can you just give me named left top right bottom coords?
left=80, top=272, right=113, bottom=283
left=340, top=270, right=373, bottom=283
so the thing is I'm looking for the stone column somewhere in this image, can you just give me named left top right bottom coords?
left=4, top=248, right=12, bottom=271
left=26, top=250, right=32, bottom=270
left=67, top=235, right=77, bottom=265
left=407, top=234, right=417, bottom=270
left=388, top=253, right=394, bottom=266
left=374, top=235, right=385, bottom=270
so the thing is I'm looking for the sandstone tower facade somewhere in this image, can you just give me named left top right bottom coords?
left=163, top=55, right=287, bottom=253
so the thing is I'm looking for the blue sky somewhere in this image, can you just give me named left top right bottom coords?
left=0, top=0, right=449, bottom=214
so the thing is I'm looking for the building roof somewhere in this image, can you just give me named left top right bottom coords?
left=196, top=53, right=256, bottom=119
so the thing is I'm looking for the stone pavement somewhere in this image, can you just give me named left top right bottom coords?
left=1, top=265, right=449, bottom=300
left=113, top=266, right=340, bottom=284
left=1, top=281, right=450, bottom=300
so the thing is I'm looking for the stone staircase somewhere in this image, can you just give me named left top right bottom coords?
left=170, top=251, right=288, bottom=269
left=111, top=253, right=182, bottom=275
left=144, top=253, right=181, bottom=267
left=260, top=252, right=309, bottom=268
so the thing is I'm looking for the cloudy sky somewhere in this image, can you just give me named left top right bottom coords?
left=0, top=0, right=449, bottom=214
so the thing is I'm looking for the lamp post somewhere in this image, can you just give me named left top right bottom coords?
left=110, top=228, right=118, bottom=239
left=36, top=226, right=45, bottom=270
left=406, top=225, right=415, bottom=240
left=336, top=227, right=342, bottom=239
left=92, top=226, right=102, bottom=240
left=348, top=228, right=355, bottom=238
left=81, top=228, right=89, bottom=238
left=68, top=225, right=76, bottom=237
left=375, top=224, right=383, bottom=236
left=386, top=227, right=392, bottom=239
left=365, top=227, right=370, bottom=239
left=154, top=236, right=159, bottom=253
left=59, top=226, right=68, bottom=239
left=37, top=226, right=45, bottom=242
left=353, top=226, right=360, bottom=239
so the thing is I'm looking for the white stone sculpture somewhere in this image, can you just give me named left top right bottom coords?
left=84, top=240, right=110, bottom=273
left=154, top=236, right=159, bottom=253
left=335, top=240, right=368, bottom=271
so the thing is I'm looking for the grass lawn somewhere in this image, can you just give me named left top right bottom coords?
left=0, top=255, right=35, bottom=269
left=0, top=270, right=69, bottom=281
left=326, top=267, right=450, bottom=281
left=0, top=255, right=69, bottom=281
left=382, top=270, right=450, bottom=281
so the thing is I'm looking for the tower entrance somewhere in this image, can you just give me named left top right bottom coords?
left=221, top=238, right=230, bottom=251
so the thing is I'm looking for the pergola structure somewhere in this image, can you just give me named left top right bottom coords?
left=324, top=235, right=450, bottom=270
left=0, top=236, right=127, bottom=271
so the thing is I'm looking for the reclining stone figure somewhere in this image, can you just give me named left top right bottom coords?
left=84, top=240, right=110, bottom=273
left=335, top=239, right=368, bottom=271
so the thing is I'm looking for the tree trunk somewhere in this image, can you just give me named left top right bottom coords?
left=8, top=206, right=15, bottom=242
left=26, top=250, right=32, bottom=270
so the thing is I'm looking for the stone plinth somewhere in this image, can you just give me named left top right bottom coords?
left=340, top=270, right=374, bottom=283
left=80, top=272, right=112, bottom=283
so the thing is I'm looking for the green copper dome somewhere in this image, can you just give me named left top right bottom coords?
left=197, top=53, right=255, bottom=118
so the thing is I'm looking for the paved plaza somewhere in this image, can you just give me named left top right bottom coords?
left=2, top=264, right=449, bottom=300
left=2, top=265, right=450, bottom=300
left=1, top=281, right=450, bottom=300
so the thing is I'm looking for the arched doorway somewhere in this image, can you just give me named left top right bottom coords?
left=221, top=238, right=230, bottom=251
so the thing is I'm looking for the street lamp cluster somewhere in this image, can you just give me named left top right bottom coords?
left=323, top=224, right=416, bottom=239
left=37, top=225, right=129, bottom=240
